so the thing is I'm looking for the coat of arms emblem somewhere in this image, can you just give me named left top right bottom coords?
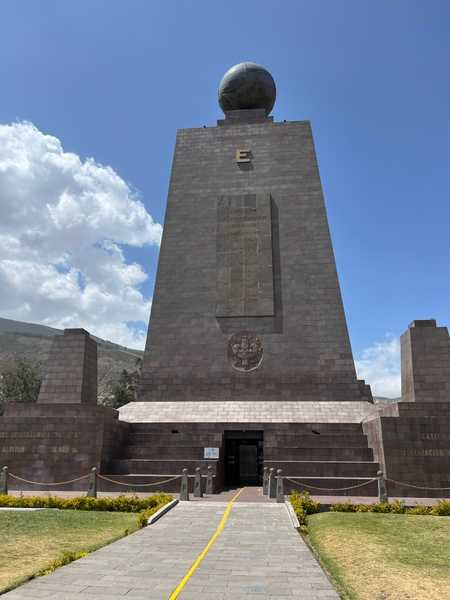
left=228, top=332, right=263, bottom=372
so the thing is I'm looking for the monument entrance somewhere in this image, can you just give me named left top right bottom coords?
left=224, top=430, right=264, bottom=487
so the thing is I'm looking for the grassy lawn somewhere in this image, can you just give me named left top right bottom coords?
left=0, top=509, right=140, bottom=593
left=307, top=512, right=450, bottom=600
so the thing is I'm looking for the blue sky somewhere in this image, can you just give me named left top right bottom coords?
left=1, top=1, right=449, bottom=396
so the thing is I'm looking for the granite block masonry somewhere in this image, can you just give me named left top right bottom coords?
left=401, top=319, right=450, bottom=403
left=37, top=328, right=97, bottom=404
left=0, top=329, right=125, bottom=489
left=139, top=78, right=372, bottom=405
left=364, top=319, right=450, bottom=497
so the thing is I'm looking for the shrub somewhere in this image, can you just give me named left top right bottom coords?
left=407, top=505, right=433, bottom=515
left=290, top=491, right=321, bottom=527
left=330, top=501, right=357, bottom=512
left=431, top=499, right=450, bottom=516
left=0, top=493, right=172, bottom=514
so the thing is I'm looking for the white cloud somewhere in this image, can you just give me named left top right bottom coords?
left=355, top=335, right=401, bottom=398
left=0, top=121, right=162, bottom=349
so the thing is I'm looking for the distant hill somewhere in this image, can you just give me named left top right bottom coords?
left=0, top=317, right=143, bottom=404
left=0, top=317, right=399, bottom=405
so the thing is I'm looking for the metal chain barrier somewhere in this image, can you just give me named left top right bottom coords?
left=97, top=474, right=181, bottom=488
left=285, top=476, right=378, bottom=492
left=8, top=472, right=89, bottom=486
left=385, top=477, right=450, bottom=491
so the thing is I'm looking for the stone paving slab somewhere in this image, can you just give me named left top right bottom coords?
left=2, top=498, right=339, bottom=600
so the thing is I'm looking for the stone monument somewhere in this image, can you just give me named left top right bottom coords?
left=1, top=63, right=448, bottom=497
left=117, top=62, right=379, bottom=493
left=138, top=61, right=372, bottom=406
left=0, top=329, right=124, bottom=488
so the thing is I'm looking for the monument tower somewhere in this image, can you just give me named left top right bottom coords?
left=117, top=63, right=378, bottom=490
left=138, top=62, right=372, bottom=406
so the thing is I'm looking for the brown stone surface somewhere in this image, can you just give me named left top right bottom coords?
left=37, top=328, right=98, bottom=405
left=401, top=319, right=450, bottom=403
left=0, top=403, right=126, bottom=490
left=140, top=110, right=372, bottom=404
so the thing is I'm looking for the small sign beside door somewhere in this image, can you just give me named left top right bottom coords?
left=204, top=447, right=220, bottom=459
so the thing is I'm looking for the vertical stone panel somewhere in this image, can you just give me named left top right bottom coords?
left=216, top=193, right=274, bottom=317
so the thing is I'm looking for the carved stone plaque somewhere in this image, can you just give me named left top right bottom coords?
left=228, top=332, right=263, bottom=372
left=216, top=193, right=274, bottom=317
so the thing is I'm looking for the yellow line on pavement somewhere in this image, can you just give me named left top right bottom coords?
left=168, top=488, right=244, bottom=599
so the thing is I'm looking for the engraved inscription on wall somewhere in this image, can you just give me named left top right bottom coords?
left=216, top=193, right=274, bottom=317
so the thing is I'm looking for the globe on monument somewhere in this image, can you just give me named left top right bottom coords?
left=218, top=62, right=276, bottom=115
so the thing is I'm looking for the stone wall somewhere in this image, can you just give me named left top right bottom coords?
left=38, top=328, right=97, bottom=405
left=401, top=320, right=450, bottom=403
left=140, top=110, right=371, bottom=404
left=0, top=404, right=126, bottom=490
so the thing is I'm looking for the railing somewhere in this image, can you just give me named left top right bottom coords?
left=261, top=467, right=450, bottom=503
left=0, top=465, right=216, bottom=501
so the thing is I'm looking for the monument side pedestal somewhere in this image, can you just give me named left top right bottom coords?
left=0, top=404, right=127, bottom=490
left=0, top=329, right=126, bottom=490
left=364, top=320, right=450, bottom=497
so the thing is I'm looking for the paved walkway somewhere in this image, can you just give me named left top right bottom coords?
left=3, top=499, right=339, bottom=600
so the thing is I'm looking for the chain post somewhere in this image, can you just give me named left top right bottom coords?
left=194, top=467, right=203, bottom=498
left=262, top=467, right=268, bottom=495
left=0, top=466, right=8, bottom=495
left=87, top=467, right=97, bottom=498
left=180, top=468, right=189, bottom=501
left=268, top=467, right=276, bottom=499
left=377, top=470, right=388, bottom=503
left=276, top=469, right=284, bottom=503
left=206, top=466, right=214, bottom=495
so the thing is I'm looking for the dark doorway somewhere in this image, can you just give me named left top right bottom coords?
left=225, top=430, right=264, bottom=486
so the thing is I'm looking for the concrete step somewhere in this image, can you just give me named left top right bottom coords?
left=265, top=460, right=379, bottom=478
left=127, top=433, right=223, bottom=445
left=265, top=423, right=364, bottom=434
left=264, top=434, right=369, bottom=448
left=98, top=473, right=190, bottom=494
left=110, top=458, right=218, bottom=475
left=122, top=445, right=215, bottom=460
left=128, top=423, right=226, bottom=433
left=265, top=447, right=374, bottom=461
left=283, top=476, right=378, bottom=497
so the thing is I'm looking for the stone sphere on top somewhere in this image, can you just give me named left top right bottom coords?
left=218, top=62, right=276, bottom=115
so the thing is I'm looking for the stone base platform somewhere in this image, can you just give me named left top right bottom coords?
left=0, top=403, right=126, bottom=491
left=364, top=401, right=450, bottom=498
left=119, top=400, right=376, bottom=423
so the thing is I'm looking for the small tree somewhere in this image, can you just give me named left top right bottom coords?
left=0, top=360, right=42, bottom=406
left=110, top=369, right=135, bottom=409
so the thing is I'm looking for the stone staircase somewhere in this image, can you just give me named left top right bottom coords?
left=264, top=422, right=379, bottom=496
left=100, top=420, right=379, bottom=496
left=100, top=423, right=223, bottom=493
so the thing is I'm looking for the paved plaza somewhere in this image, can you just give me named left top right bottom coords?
left=3, top=497, right=339, bottom=600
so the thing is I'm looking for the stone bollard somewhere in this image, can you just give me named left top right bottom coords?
left=0, top=466, right=8, bottom=495
left=262, top=467, right=269, bottom=495
left=206, top=466, right=214, bottom=495
left=269, top=467, right=277, bottom=499
left=377, top=470, right=388, bottom=503
left=276, top=469, right=284, bottom=503
left=87, top=467, right=97, bottom=498
left=180, top=468, right=189, bottom=501
left=194, top=467, right=203, bottom=498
